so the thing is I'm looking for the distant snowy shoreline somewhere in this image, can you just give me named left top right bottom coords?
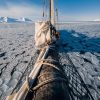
left=0, top=16, right=100, bottom=24
left=0, top=17, right=33, bottom=23
left=57, top=21, right=100, bottom=24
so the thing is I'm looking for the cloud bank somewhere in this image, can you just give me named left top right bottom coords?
left=0, top=1, right=100, bottom=21
left=0, top=3, right=43, bottom=20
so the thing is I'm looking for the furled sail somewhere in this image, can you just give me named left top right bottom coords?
left=35, top=0, right=55, bottom=49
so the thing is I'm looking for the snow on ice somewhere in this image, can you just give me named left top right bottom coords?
left=0, top=23, right=35, bottom=99
left=58, top=22, right=100, bottom=99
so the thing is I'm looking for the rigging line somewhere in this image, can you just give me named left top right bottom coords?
left=55, top=0, right=59, bottom=29
left=45, top=0, right=49, bottom=20
left=42, top=0, right=45, bottom=17
left=55, top=0, right=58, bottom=22
left=45, top=0, right=48, bottom=20
left=42, top=0, right=46, bottom=18
left=42, top=0, right=48, bottom=20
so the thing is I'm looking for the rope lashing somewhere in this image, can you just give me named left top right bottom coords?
left=42, top=0, right=45, bottom=17
left=25, top=57, right=69, bottom=93
left=26, top=76, right=31, bottom=91
left=36, top=59, right=60, bottom=71
left=32, top=77, right=68, bottom=91
left=38, top=71, right=65, bottom=79
left=42, top=0, right=48, bottom=18
left=36, top=58, right=68, bottom=79
left=37, top=59, right=59, bottom=64
left=25, top=58, right=60, bottom=91
left=40, top=46, right=48, bottom=52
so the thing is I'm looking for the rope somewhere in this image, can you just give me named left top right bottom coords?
left=25, top=45, right=68, bottom=92
left=42, top=0, right=48, bottom=20
left=32, top=77, right=68, bottom=91
left=37, top=59, right=59, bottom=64
left=42, top=0, right=45, bottom=17
left=26, top=56, right=69, bottom=93
left=45, top=0, right=48, bottom=19
left=25, top=64, right=63, bottom=93
left=40, top=45, right=48, bottom=52
left=26, top=76, right=30, bottom=91
left=38, top=71, right=64, bottom=79
left=36, top=59, right=60, bottom=71
left=55, top=0, right=59, bottom=30
left=36, top=58, right=68, bottom=79
left=39, top=45, right=55, bottom=52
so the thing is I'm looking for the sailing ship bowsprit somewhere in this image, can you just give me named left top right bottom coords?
left=6, top=0, right=94, bottom=100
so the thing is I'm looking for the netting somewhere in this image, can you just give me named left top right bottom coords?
left=62, top=54, right=94, bottom=100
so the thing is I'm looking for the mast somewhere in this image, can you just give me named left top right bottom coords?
left=49, top=0, right=55, bottom=25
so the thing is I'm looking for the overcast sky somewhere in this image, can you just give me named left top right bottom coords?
left=0, top=0, right=100, bottom=21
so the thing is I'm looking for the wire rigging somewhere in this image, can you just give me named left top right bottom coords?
left=45, top=0, right=48, bottom=19
left=55, top=0, right=58, bottom=23
left=42, top=0, right=48, bottom=21
left=43, top=0, right=45, bottom=17
left=42, top=0, right=59, bottom=22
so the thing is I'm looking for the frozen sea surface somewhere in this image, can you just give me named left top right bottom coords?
left=58, top=22, right=100, bottom=100
left=0, top=23, right=36, bottom=99
left=0, top=22, right=100, bottom=100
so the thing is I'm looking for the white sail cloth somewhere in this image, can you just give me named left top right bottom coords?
left=35, top=21, right=51, bottom=49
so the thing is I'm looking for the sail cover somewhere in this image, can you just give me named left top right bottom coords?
left=35, top=21, right=51, bottom=49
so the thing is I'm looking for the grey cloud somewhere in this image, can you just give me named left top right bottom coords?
left=0, top=3, right=42, bottom=19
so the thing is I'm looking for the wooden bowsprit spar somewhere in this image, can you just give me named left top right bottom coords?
left=6, top=0, right=56, bottom=100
